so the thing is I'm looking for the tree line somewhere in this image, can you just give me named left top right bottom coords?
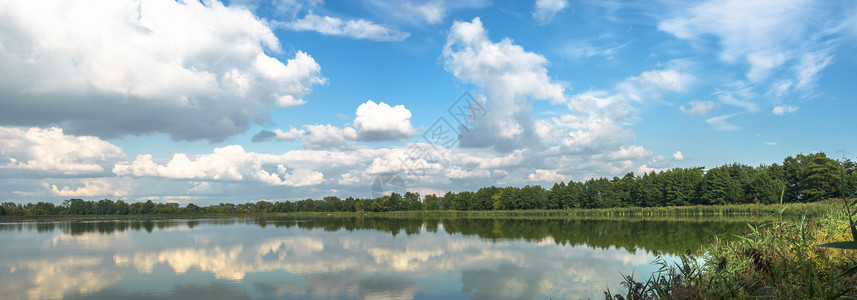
left=2, top=152, right=855, bottom=216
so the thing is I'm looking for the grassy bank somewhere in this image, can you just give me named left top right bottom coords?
left=605, top=200, right=857, bottom=299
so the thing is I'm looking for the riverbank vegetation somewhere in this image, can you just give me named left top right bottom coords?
left=1, top=152, right=855, bottom=216
left=605, top=161, right=857, bottom=299
left=604, top=204, right=857, bottom=299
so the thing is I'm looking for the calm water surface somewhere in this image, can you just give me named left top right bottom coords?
left=0, top=217, right=748, bottom=299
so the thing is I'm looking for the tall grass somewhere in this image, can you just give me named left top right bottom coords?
left=604, top=200, right=857, bottom=299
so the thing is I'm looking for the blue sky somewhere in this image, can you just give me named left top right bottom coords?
left=1, top=0, right=855, bottom=204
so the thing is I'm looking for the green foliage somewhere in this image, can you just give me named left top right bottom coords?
left=606, top=205, right=857, bottom=299
left=422, top=194, right=440, bottom=210
left=699, top=166, right=730, bottom=205
left=817, top=162, right=857, bottom=250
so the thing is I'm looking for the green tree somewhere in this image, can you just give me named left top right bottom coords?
left=140, top=200, right=155, bottom=214
left=442, top=191, right=457, bottom=210
left=403, top=192, right=421, bottom=210
left=67, top=198, right=88, bottom=215
left=423, top=194, right=440, bottom=210
left=114, top=200, right=129, bottom=215
left=186, top=203, right=201, bottom=213
left=748, top=168, right=784, bottom=204
left=499, top=187, right=518, bottom=210
left=700, top=167, right=730, bottom=205
left=95, top=199, right=115, bottom=215
left=802, top=152, right=839, bottom=200
left=387, top=193, right=403, bottom=211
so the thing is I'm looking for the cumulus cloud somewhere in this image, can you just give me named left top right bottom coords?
left=680, top=100, right=715, bottom=116
left=254, top=100, right=415, bottom=147
left=302, top=125, right=358, bottom=150
left=527, top=169, right=567, bottom=182
left=772, top=105, right=798, bottom=115
left=595, top=145, right=653, bottom=161
left=672, top=151, right=685, bottom=161
left=353, top=100, right=416, bottom=141
left=446, top=166, right=491, bottom=179
left=562, top=92, right=634, bottom=154
left=113, top=145, right=323, bottom=186
left=0, top=0, right=324, bottom=142
left=281, top=12, right=410, bottom=41
left=0, top=126, right=124, bottom=175
left=42, top=179, right=128, bottom=197
left=533, top=0, right=568, bottom=24
left=443, top=17, right=566, bottom=152
left=252, top=127, right=305, bottom=142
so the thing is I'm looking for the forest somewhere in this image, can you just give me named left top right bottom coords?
left=2, top=152, right=855, bottom=216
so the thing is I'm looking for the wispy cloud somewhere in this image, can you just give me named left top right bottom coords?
left=559, top=40, right=627, bottom=60
left=658, top=0, right=850, bottom=98
left=705, top=113, right=742, bottom=131
left=772, top=105, right=798, bottom=115
left=278, top=12, right=410, bottom=41
left=680, top=100, right=715, bottom=116
left=533, top=0, right=569, bottom=24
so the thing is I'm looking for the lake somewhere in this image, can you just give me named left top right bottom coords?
left=0, top=216, right=749, bottom=299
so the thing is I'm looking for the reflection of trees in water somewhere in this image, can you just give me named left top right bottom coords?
left=5, top=217, right=747, bottom=255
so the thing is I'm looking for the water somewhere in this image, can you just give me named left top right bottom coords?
left=0, top=216, right=748, bottom=299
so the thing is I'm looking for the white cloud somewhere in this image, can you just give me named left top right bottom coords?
left=275, top=166, right=325, bottom=187
left=282, top=12, right=410, bottom=41
left=680, top=100, right=715, bottom=116
left=636, top=69, right=694, bottom=91
left=765, top=141, right=778, bottom=146
left=0, top=0, right=324, bottom=141
left=672, top=151, right=684, bottom=161
left=254, top=100, right=414, bottom=146
left=446, top=166, right=491, bottom=179
left=772, top=105, right=798, bottom=115
left=338, top=172, right=361, bottom=185
left=273, top=0, right=323, bottom=18
left=533, top=0, right=568, bottom=24
left=252, top=127, right=305, bottom=142
left=443, top=17, right=567, bottom=152
left=0, top=126, right=124, bottom=175
left=636, top=164, right=666, bottom=174
left=658, top=0, right=841, bottom=86
left=559, top=40, right=627, bottom=60
left=353, top=100, right=416, bottom=141
left=795, top=50, right=833, bottom=89
left=42, top=179, right=128, bottom=197
left=302, top=125, right=358, bottom=150
left=113, top=145, right=324, bottom=187
left=705, top=113, right=741, bottom=131
left=562, top=93, right=634, bottom=153
left=594, top=145, right=652, bottom=161
left=528, top=169, right=567, bottom=182
left=717, top=91, right=758, bottom=112
left=400, top=0, right=446, bottom=24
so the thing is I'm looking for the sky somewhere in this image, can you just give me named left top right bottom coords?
left=1, top=0, right=856, bottom=204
